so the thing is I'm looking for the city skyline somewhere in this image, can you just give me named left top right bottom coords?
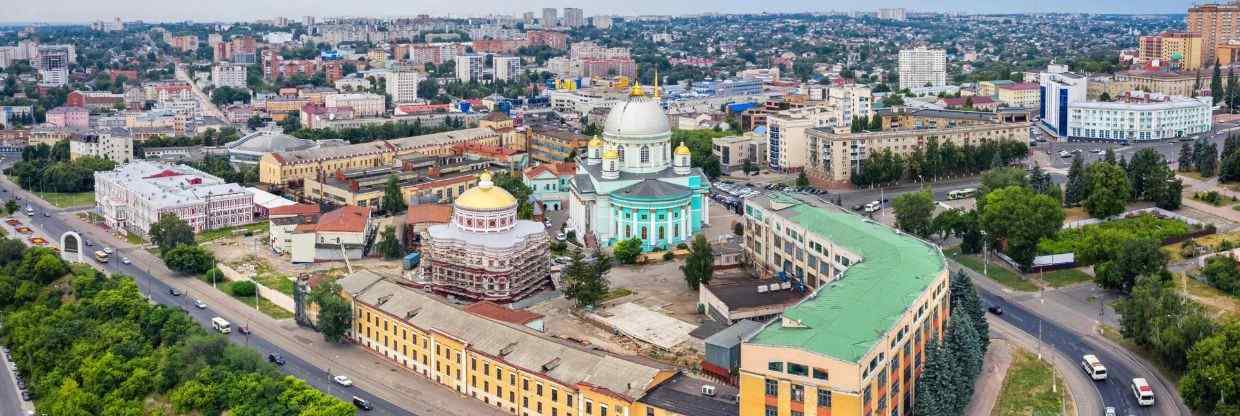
left=5, top=0, right=1200, bottom=24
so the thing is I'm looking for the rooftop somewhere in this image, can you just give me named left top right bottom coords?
left=297, top=205, right=370, bottom=233
left=637, top=373, right=739, bottom=416
left=464, top=300, right=545, bottom=325
left=745, top=193, right=945, bottom=363
left=405, top=203, right=453, bottom=224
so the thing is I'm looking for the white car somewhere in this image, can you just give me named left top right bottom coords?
left=121, top=257, right=131, bottom=264
left=556, top=232, right=566, bottom=241
left=334, top=375, right=353, bottom=387
left=103, top=246, right=114, bottom=254
left=193, top=299, right=207, bottom=309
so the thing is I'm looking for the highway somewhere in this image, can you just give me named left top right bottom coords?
left=977, top=287, right=1165, bottom=415
left=0, top=164, right=410, bottom=415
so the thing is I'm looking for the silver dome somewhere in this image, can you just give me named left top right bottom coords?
left=603, top=96, right=671, bottom=141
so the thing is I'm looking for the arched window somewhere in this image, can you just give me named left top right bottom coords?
left=625, top=225, right=632, bottom=238
left=657, top=226, right=665, bottom=240
left=640, top=145, right=650, bottom=163
left=641, top=227, right=648, bottom=239
left=617, top=146, right=625, bottom=162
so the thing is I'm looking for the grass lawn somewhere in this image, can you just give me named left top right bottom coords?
left=126, top=231, right=144, bottom=245
left=196, top=222, right=269, bottom=243
left=601, top=288, right=634, bottom=302
left=992, top=348, right=1069, bottom=416
left=944, top=246, right=1038, bottom=292
left=1164, top=231, right=1240, bottom=262
left=1181, top=273, right=1240, bottom=320
left=231, top=293, right=294, bottom=320
left=34, top=191, right=95, bottom=208
left=1040, top=268, right=1092, bottom=288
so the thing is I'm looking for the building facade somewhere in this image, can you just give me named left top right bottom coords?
left=524, top=162, right=576, bottom=211
left=567, top=85, right=710, bottom=251
left=457, top=54, right=484, bottom=82
left=95, top=161, right=254, bottom=238
left=1189, top=2, right=1240, bottom=65
left=325, top=93, right=385, bottom=117
left=1039, top=71, right=1088, bottom=137
left=387, top=64, right=424, bottom=104
left=767, top=106, right=834, bottom=173
left=897, top=47, right=946, bottom=90
left=1138, top=32, right=1203, bottom=70
left=738, top=192, right=949, bottom=416
left=69, top=131, right=134, bottom=163
left=528, top=129, right=590, bottom=163
left=996, top=82, right=1040, bottom=108
left=1068, top=92, right=1212, bottom=141
left=493, top=56, right=522, bottom=81
left=212, top=62, right=247, bottom=88
left=417, top=172, right=550, bottom=302
left=46, top=106, right=89, bottom=129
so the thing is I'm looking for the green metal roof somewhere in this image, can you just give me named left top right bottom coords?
left=747, top=193, right=945, bottom=363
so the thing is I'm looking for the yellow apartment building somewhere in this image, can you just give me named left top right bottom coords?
left=737, top=193, right=950, bottom=416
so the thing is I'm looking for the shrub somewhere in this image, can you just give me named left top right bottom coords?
left=229, top=280, right=257, bottom=297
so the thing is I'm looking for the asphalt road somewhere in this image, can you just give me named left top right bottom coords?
left=979, top=291, right=1158, bottom=415
left=0, top=346, right=22, bottom=416
left=0, top=168, right=409, bottom=415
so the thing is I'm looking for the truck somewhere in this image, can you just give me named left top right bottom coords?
left=94, top=250, right=110, bottom=263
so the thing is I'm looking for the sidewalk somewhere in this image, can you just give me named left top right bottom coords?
left=964, top=339, right=1015, bottom=416
left=982, top=317, right=1091, bottom=416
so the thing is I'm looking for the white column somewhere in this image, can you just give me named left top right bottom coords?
left=667, top=208, right=675, bottom=243
left=682, top=206, right=689, bottom=238
left=702, top=195, right=710, bottom=225
left=648, top=209, right=655, bottom=247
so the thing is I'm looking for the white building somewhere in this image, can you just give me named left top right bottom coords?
left=325, top=92, right=385, bottom=117
left=69, top=130, right=133, bottom=163
left=94, top=161, right=254, bottom=238
left=767, top=106, right=835, bottom=172
left=592, top=15, right=613, bottom=29
left=878, top=8, right=907, bottom=20
left=289, top=205, right=373, bottom=263
left=334, top=76, right=372, bottom=92
left=493, top=56, right=522, bottom=81
left=827, top=85, right=873, bottom=128
left=36, top=46, right=71, bottom=87
left=386, top=65, right=423, bottom=104
left=211, top=62, right=247, bottom=89
left=1068, top=92, right=1212, bottom=141
left=1040, top=71, right=1088, bottom=137
left=456, top=54, right=484, bottom=82
left=898, top=47, right=946, bottom=90
left=563, top=8, right=585, bottom=28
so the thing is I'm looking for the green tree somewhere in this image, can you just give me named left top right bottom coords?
left=379, top=175, right=408, bottom=214
left=1197, top=140, right=1219, bottom=177
left=976, top=166, right=1028, bottom=211
left=309, top=282, right=352, bottom=343
left=562, top=248, right=610, bottom=308
left=1180, top=320, right=1240, bottom=415
left=944, top=308, right=983, bottom=415
left=3, top=199, right=16, bottom=214
left=163, top=244, right=215, bottom=275
left=1179, top=142, right=1195, bottom=172
left=492, top=172, right=534, bottom=219
left=949, top=270, right=989, bottom=352
left=913, top=341, right=957, bottom=416
left=892, top=189, right=935, bottom=237
left=795, top=171, right=809, bottom=187
left=229, top=280, right=257, bottom=297
left=1094, top=238, right=1165, bottom=293
left=681, top=234, right=714, bottom=290
left=980, top=186, right=1065, bottom=268
left=32, top=251, right=69, bottom=283
left=376, top=225, right=403, bottom=260
left=1201, top=255, right=1240, bottom=295
left=1084, top=162, right=1131, bottom=219
left=1212, top=59, right=1223, bottom=104
left=613, top=237, right=643, bottom=264
left=1116, top=276, right=1217, bottom=371
left=149, top=213, right=195, bottom=256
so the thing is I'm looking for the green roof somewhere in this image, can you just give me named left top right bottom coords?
left=747, top=193, right=945, bottom=363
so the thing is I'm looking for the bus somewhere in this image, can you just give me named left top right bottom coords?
left=211, top=317, right=232, bottom=334
left=94, top=250, right=109, bottom=263
left=947, top=188, right=976, bottom=200
left=1079, top=354, right=1108, bottom=380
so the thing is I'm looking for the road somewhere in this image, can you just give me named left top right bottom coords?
left=175, top=64, right=226, bottom=120
left=960, top=262, right=1184, bottom=416
left=0, top=169, right=409, bottom=415
left=0, top=345, right=25, bottom=416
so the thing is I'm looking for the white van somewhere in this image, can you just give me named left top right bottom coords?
left=211, top=317, right=232, bottom=334
left=1080, top=354, right=1108, bottom=380
left=1131, top=378, right=1155, bottom=406
left=863, top=201, right=882, bottom=213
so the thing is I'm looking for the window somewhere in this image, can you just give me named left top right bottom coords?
left=551, top=389, right=558, bottom=401
left=765, top=406, right=778, bottom=416
left=813, top=368, right=829, bottom=380
left=768, top=361, right=784, bottom=372
left=585, top=401, right=593, bottom=414
left=817, top=389, right=832, bottom=407
left=791, top=384, right=805, bottom=402
left=600, top=405, right=608, bottom=416
left=765, top=379, right=779, bottom=396
left=567, top=394, right=573, bottom=407
left=640, top=145, right=650, bottom=163
left=788, top=363, right=809, bottom=377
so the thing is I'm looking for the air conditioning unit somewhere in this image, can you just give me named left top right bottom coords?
left=702, top=385, right=716, bottom=396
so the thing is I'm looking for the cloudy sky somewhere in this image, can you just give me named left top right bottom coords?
left=7, top=0, right=1196, bottom=23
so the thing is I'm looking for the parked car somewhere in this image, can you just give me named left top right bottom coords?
left=20, top=391, right=31, bottom=401
left=556, top=232, right=566, bottom=241
left=103, top=246, right=113, bottom=254
left=267, top=353, right=286, bottom=366
left=334, top=375, right=353, bottom=387
left=352, top=396, right=374, bottom=411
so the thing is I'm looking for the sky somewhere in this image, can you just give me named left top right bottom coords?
left=6, top=0, right=1199, bottom=24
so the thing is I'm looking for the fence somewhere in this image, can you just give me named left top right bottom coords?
left=214, top=263, right=296, bottom=313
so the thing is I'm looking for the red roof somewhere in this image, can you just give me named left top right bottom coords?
left=143, top=169, right=186, bottom=179
left=405, top=203, right=453, bottom=225
left=464, top=301, right=544, bottom=325
left=297, top=205, right=370, bottom=233
left=523, top=162, right=576, bottom=179
left=269, top=203, right=321, bottom=217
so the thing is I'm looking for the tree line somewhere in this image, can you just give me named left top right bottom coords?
left=6, top=142, right=115, bottom=193
left=913, top=271, right=990, bottom=416
left=852, top=139, right=1029, bottom=188
left=289, top=116, right=466, bottom=143
left=0, top=240, right=354, bottom=415
left=1064, top=148, right=1182, bottom=218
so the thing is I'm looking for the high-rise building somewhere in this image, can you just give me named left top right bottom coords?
left=386, top=64, right=423, bottom=104
left=492, top=56, right=522, bottom=81
left=563, top=8, right=585, bottom=28
left=1189, top=2, right=1240, bottom=65
left=542, top=8, right=558, bottom=27
left=897, top=46, right=946, bottom=90
left=766, top=106, right=834, bottom=172
left=1137, top=32, right=1203, bottom=70
left=592, top=15, right=613, bottom=29
left=877, top=8, right=907, bottom=20
left=36, top=46, right=71, bottom=87
left=211, top=63, right=247, bottom=89
left=1039, top=70, right=1088, bottom=137
left=303, top=16, right=315, bottom=26
left=456, top=54, right=484, bottom=82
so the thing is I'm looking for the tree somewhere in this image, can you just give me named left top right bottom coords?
left=892, top=189, right=935, bottom=237
left=1084, top=162, right=1131, bottom=219
left=562, top=248, right=610, bottom=308
left=1027, top=165, right=1059, bottom=201
left=376, top=225, right=403, bottom=260
left=1099, top=91, right=1112, bottom=102
left=309, top=282, right=352, bottom=343
left=980, top=186, right=1065, bottom=268
left=1179, top=142, right=1195, bottom=172
left=1197, top=140, right=1219, bottom=177
left=958, top=210, right=984, bottom=254
left=741, top=159, right=757, bottom=175
left=1116, top=276, right=1217, bottom=372
left=930, top=208, right=962, bottom=242
left=379, top=175, right=407, bottom=214
left=681, top=234, right=714, bottom=290
left=944, top=308, right=983, bottom=415
left=492, top=172, right=534, bottom=220
left=976, top=167, right=1028, bottom=211
left=913, top=341, right=956, bottom=416
left=795, top=171, right=809, bottom=187
left=1094, top=238, right=1166, bottom=293
left=950, top=270, right=990, bottom=352
left=1180, top=321, right=1240, bottom=415
left=3, top=199, right=15, bottom=215
left=149, top=213, right=195, bottom=256
left=163, top=244, right=214, bottom=275
left=613, top=237, right=643, bottom=264
left=1212, top=58, right=1224, bottom=105
left=1222, top=147, right=1240, bottom=182
left=229, top=280, right=257, bottom=297
left=1229, top=67, right=1239, bottom=111
left=1201, top=255, right=1240, bottom=295
left=246, top=115, right=264, bottom=130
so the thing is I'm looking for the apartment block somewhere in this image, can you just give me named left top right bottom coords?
left=493, top=56, right=522, bottom=81
left=456, top=54, right=484, bottom=82
left=897, top=47, right=946, bottom=90
left=766, top=106, right=835, bottom=173
left=212, top=62, right=247, bottom=89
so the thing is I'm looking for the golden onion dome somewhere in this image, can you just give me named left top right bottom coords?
left=455, top=172, right=517, bottom=211
left=675, top=142, right=691, bottom=156
left=602, top=149, right=619, bottom=159
left=629, top=83, right=645, bottom=97
left=588, top=135, right=603, bottom=148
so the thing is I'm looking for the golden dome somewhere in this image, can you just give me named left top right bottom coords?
left=455, top=172, right=517, bottom=210
left=675, top=142, right=691, bottom=156
left=629, top=84, right=645, bottom=97
left=588, top=135, right=603, bottom=148
left=602, top=149, right=619, bottom=159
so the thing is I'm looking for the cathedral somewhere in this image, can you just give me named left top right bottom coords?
left=567, top=84, right=710, bottom=251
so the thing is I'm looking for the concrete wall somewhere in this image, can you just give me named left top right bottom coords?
left=215, top=263, right=295, bottom=313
